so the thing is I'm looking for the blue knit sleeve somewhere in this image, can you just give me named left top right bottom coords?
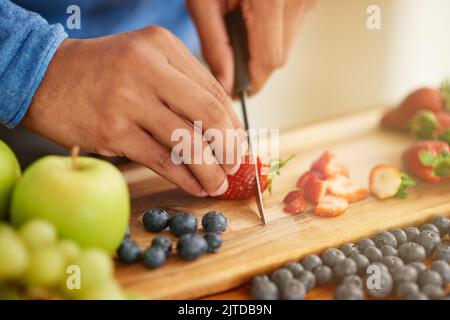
left=0, top=0, right=67, bottom=128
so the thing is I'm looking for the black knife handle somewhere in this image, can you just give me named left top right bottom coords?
left=225, top=9, right=251, bottom=95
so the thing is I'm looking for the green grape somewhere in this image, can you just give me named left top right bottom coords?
left=26, top=246, right=66, bottom=287
left=71, top=248, right=113, bottom=290
left=79, top=280, right=124, bottom=300
left=18, top=219, right=57, bottom=250
left=0, top=224, right=29, bottom=280
left=57, top=239, right=81, bottom=263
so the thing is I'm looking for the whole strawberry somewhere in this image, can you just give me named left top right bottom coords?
left=402, top=141, right=450, bottom=183
left=215, top=155, right=293, bottom=200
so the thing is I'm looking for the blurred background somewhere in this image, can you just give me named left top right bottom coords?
left=248, top=0, right=450, bottom=130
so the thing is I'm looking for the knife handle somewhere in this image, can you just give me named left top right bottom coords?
left=225, top=9, right=251, bottom=95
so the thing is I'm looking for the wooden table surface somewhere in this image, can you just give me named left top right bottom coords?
left=116, top=108, right=450, bottom=300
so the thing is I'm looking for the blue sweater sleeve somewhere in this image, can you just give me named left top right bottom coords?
left=0, top=0, right=67, bottom=128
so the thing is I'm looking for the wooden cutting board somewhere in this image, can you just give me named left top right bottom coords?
left=115, top=108, right=450, bottom=299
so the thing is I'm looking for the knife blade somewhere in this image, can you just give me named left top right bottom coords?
left=226, top=9, right=267, bottom=225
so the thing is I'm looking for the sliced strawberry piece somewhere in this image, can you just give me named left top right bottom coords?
left=311, top=151, right=349, bottom=178
left=327, top=175, right=368, bottom=202
left=369, top=164, right=402, bottom=199
left=283, top=190, right=304, bottom=204
left=303, top=176, right=327, bottom=204
left=283, top=195, right=306, bottom=214
left=314, top=195, right=348, bottom=217
left=297, top=171, right=324, bottom=189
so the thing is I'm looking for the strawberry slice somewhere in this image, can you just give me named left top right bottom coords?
left=283, top=192, right=306, bottom=214
left=314, top=195, right=348, bottom=217
left=327, top=175, right=368, bottom=202
left=297, top=171, right=324, bottom=189
left=369, top=164, right=402, bottom=200
left=303, top=176, right=327, bottom=204
left=311, top=151, right=349, bottom=178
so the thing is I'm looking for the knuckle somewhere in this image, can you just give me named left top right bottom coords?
left=99, top=116, right=129, bottom=145
left=202, top=96, right=226, bottom=126
left=207, top=81, right=228, bottom=105
left=155, top=151, right=175, bottom=172
left=146, top=25, right=175, bottom=42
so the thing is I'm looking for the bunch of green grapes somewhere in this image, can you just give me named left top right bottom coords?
left=0, top=219, right=125, bottom=300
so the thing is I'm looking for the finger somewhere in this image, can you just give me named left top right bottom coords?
left=121, top=126, right=208, bottom=197
left=156, top=65, right=244, bottom=175
left=242, top=0, right=285, bottom=94
left=186, top=0, right=235, bottom=95
left=137, top=101, right=229, bottom=196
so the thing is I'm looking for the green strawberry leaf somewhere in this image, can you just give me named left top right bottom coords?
left=409, top=110, right=438, bottom=140
left=419, top=150, right=437, bottom=166
left=431, top=151, right=450, bottom=177
left=266, top=154, right=295, bottom=194
left=395, top=173, right=416, bottom=199
left=440, top=79, right=450, bottom=112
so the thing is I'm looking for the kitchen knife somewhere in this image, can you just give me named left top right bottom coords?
left=226, top=9, right=267, bottom=225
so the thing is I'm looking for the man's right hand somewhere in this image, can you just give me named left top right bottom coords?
left=23, top=26, right=245, bottom=197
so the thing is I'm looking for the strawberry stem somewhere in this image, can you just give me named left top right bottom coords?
left=409, top=110, right=439, bottom=140
left=266, top=154, right=295, bottom=194
left=395, top=173, right=416, bottom=199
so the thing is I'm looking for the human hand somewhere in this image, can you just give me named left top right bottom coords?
left=23, top=27, right=245, bottom=197
left=187, top=0, right=317, bottom=95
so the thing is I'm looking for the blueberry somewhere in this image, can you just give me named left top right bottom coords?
left=203, top=233, right=222, bottom=253
left=117, top=239, right=141, bottom=264
left=201, top=211, right=227, bottom=233
left=295, top=270, right=316, bottom=291
left=271, top=268, right=293, bottom=287
left=419, top=223, right=440, bottom=235
left=335, top=283, right=364, bottom=300
left=283, top=262, right=304, bottom=277
left=342, top=275, right=363, bottom=288
left=373, top=231, right=398, bottom=248
left=380, top=245, right=398, bottom=257
left=430, top=260, right=450, bottom=285
left=302, top=255, right=322, bottom=271
left=398, top=242, right=426, bottom=263
left=396, top=282, right=419, bottom=299
left=142, top=246, right=166, bottom=268
left=408, top=261, right=427, bottom=274
left=169, top=213, right=198, bottom=237
left=251, top=280, right=279, bottom=300
left=430, top=216, right=450, bottom=237
left=435, top=243, right=450, bottom=263
left=421, top=285, right=445, bottom=300
left=391, top=265, right=418, bottom=284
left=404, top=227, right=420, bottom=242
left=366, top=270, right=393, bottom=298
left=414, top=230, right=441, bottom=256
left=251, top=274, right=270, bottom=286
left=314, top=265, right=333, bottom=286
left=349, top=253, right=370, bottom=274
left=380, top=256, right=404, bottom=272
left=391, top=228, right=407, bottom=246
left=366, top=262, right=389, bottom=274
left=341, top=243, right=359, bottom=257
left=143, top=208, right=170, bottom=232
left=321, top=248, right=346, bottom=268
left=418, top=271, right=443, bottom=288
left=362, top=246, right=383, bottom=262
left=357, top=238, right=375, bottom=251
left=151, top=236, right=172, bottom=256
left=177, top=234, right=207, bottom=260
left=333, top=258, right=357, bottom=280
left=278, top=279, right=306, bottom=300
left=405, top=292, right=429, bottom=300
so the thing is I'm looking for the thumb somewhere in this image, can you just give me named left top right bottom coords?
left=187, top=0, right=234, bottom=95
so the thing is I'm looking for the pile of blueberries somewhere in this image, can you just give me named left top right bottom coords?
left=251, top=215, right=450, bottom=300
left=117, top=208, right=227, bottom=269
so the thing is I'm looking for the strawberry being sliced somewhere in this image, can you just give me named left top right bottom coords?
left=402, top=141, right=450, bottom=183
left=216, top=155, right=293, bottom=200
left=327, top=175, right=368, bottom=202
left=297, top=170, right=324, bottom=189
left=314, top=195, right=348, bottom=217
left=369, top=164, right=416, bottom=200
left=311, top=151, right=349, bottom=178
left=283, top=190, right=306, bottom=214
left=303, top=176, right=327, bottom=204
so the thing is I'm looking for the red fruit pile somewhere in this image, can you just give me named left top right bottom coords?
left=283, top=151, right=368, bottom=217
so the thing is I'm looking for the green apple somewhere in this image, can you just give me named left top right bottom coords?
left=0, top=140, right=21, bottom=220
left=10, top=155, right=130, bottom=253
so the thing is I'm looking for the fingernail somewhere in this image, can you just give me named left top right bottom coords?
left=210, top=178, right=229, bottom=196
left=199, top=189, right=209, bottom=197
left=229, top=158, right=242, bottom=176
